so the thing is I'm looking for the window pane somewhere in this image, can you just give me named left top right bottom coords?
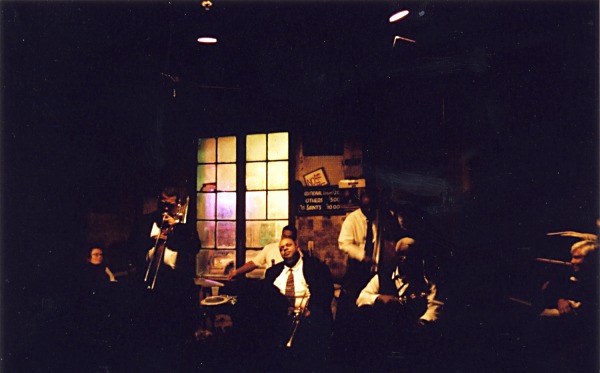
left=216, top=164, right=236, bottom=191
left=216, top=192, right=236, bottom=220
left=246, top=162, right=266, bottom=190
left=268, top=190, right=288, bottom=219
left=246, top=220, right=288, bottom=248
left=246, top=191, right=266, bottom=219
left=197, top=193, right=215, bottom=219
left=217, top=136, right=236, bottom=163
left=197, top=221, right=215, bottom=248
left=198, top=138, right=216, bottom=163
left=268, top=132, right=288, bottom=160
left=216, top=221, right=236, bottom=248
left=205, top=250, right=236, bottom=277
left=268, top=161, right=288, bottom=190
left=246, top=134, right=266, bottom=161
left=197, top=164, right=216, bottom=191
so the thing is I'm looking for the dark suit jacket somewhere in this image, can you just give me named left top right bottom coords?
left=130, top=210, right=200, bottom=290
left=264, top=256, right=334, bottom=321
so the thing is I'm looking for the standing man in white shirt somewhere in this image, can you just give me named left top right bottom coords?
left=338, top=189, right=379, bottom=304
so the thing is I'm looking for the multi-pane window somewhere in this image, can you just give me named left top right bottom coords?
left=245, top=133, right=289, bottom=249
left=196, top=132, right=289, bottom=277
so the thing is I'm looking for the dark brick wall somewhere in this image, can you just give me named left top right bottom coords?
left=297, top=215, right=348, bottom=282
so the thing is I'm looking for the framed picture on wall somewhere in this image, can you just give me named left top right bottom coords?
left=304, top=168, right=329, bottom=186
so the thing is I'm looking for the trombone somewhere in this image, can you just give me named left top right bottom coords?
left=144, top=196, right=189, bottom=289
left=286, top=290, right=310, bottom=348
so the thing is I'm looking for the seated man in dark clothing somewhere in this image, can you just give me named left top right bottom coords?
left=260, top=236, right=334, bottom=372
left=535, top=239, right=598, bottom=318
left=74, top=246, right=119, bottom=370
left=81, top=247, right=117, bottom=289
left=528, top=237, right=598, bottom=372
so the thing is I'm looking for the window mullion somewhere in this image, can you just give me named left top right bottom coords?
left=235, top=135, right=246, bottom=270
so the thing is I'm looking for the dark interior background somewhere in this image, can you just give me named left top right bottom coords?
left=2, top=1, right=598, bottom=371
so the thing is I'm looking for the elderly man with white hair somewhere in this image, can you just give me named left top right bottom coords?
left=537, top=231, right=598, bottom=317
left=527, top=229, right=599, bottom=372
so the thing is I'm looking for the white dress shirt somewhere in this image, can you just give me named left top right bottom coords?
left=273, top=258, right=310, bottom=309
left=356, top=267, right=443, bottom=322
left=147, top=222, right=178, bottom=269
left=338, top=208, right=379, bottom=264
left=251, top=241, right=284, bottom=268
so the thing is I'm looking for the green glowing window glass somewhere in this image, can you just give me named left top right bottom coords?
left=196, top=132, right=289, bottom=277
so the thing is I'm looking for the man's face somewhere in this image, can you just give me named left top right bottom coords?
left=89, top=248, right=104, bottom=265
left=279, top=238, right=299, bottom=263
left=360, top=193, right=372, bottom=216
left=159, top=193, right=177, bottom=211
left=571, top=249, right=586, bottom=273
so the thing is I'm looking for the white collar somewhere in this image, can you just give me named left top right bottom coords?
left=284, top=257, right=303, bottom=272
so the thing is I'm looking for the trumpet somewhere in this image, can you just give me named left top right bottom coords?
left=286, top=291, right=310, bottom=349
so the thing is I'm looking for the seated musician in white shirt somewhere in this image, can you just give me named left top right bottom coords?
left=262, top=236, right=334, bottom=370
left=357, top=237, right=443, bottom=324
left=353, top=216, right=445, bottom=366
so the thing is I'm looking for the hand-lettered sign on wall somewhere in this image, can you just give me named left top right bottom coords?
left=297, top=186, right=345, bottom=216
left=303, top=168, right=329, bottom=187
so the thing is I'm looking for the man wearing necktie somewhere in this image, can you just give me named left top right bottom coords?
left=338, top=189, right=379, bottom=305
left=263, top=236, right=334, bottom=371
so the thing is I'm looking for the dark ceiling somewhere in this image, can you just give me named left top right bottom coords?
left=7, top=1, right=597, bottom=110
left=2, top=0, right=598, bottom=227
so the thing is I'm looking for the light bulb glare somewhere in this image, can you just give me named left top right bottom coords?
left=389, top=9, right=409, bottom=23
left=197, top=37, right=218, bottom=44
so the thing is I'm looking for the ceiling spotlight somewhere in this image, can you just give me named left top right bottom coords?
left=389, top=9, right=409, bottom=23
left=201, top=1, right=213, bottom=11
left=197, top=36, right=218, bottom=44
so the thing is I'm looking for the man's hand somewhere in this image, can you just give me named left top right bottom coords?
left=289, top=307, right=311, bottom=318
left=377, top=295, right=400, bottom=305
left=164, top=213, right=178, bottom=226
left=557, top=298, right=574, bottom=315
left=226, top=269, right=238, bottom=280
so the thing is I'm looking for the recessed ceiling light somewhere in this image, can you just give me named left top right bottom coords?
left=197, top=37, right=218, bottom=44
left=389, top=9, right=409, bottom=23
